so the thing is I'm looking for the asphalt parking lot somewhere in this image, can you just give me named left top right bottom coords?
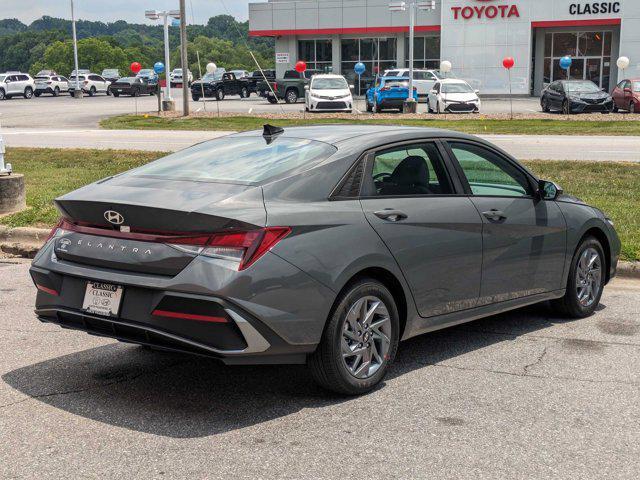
left=1, top=258, right=638, bottom=479
left=0, top=88, right=545, bottom=128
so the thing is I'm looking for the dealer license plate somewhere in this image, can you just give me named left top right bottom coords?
left=82, top=281, right=123, bottom=317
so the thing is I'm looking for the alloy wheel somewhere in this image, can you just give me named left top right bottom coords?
left=341, top=295, right=392, bottom=379
left=630, top=102, right=636, bottom=114
left=575, top=247, right=602, bottom=308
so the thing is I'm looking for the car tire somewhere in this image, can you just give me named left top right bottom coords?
left=366, top=100, right=372, bottom=112
left=106, top=88, right=111, bottom=96
left=241, top=87, right=249, bottom=98
left=53, top=86, right=60, bottom=97
left=133, top=88, right=140, bottom=97
left=541, top=97, right=550, bottom=113
left=24, top=87, right=33, bottom=99
left=285, top=89, right=298, bottom=104
left=113, top=91, right=119, bottom=97
left=372, top=101, right=378, bottom=114
left=308, top=278, right=400, bottom=395
left=0, top=89, right=5, bottom=101
left=192, top=93, right=200, bottom=101
left=550, top=236, right=606, bottom=318
left=562, top=100, right=571, bottom=115
left=88, top=87, right=96, bottom=97
left=216, top=89, right=225, bottom=101
left=34, top=91, right=41, bottom=97
left=630, top=102, right=636, bottom=114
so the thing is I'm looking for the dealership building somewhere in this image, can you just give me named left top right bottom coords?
left=248, top=0, right=640, bottom=95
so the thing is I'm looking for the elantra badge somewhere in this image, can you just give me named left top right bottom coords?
left=104, top=210, right=125, bottom=225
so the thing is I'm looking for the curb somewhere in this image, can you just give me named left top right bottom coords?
left=2, top=225, right=640, bottom=279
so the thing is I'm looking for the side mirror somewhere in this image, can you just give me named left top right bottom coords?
left=430, top=89, right=437, bottom=95
left=475, top=89, right=480, bottom=94
left=538, top=180, right=563, bottom=200
left=349, top=84, right=355, bottom=90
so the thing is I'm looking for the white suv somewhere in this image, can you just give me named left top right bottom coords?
left=34, top=74, right=70, bottom=97
left=0, top=72, right=36, bottom=100
left=383, top=68, right=451, bottom=101
left=68, top=73, right=111, bottom=96
left=169, top=68, right=193, bottom=87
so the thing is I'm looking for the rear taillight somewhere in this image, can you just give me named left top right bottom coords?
left=51, top=219, right=290, bottom=271
left=201, top=227, right=291, bottom=270
left=273, top=82, right=278, bottom=92
left=380, top=87, right=390, bottom=91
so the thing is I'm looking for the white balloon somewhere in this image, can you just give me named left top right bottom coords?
left=206, top=62, right=217, bottom=74
left=617, top=56, right=630, bottom=70
left=440, top=60, right=452, bottom=73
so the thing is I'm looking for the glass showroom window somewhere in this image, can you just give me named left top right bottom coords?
left=341, top=37, right=397, bottom=86
left=543, top=31, right=612, bottom=88
left=298, top=40, right=333, bottom=72
left=404, top=36, right=441, bottom=69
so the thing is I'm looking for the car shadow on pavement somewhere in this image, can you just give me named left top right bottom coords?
left=2, top=301, right=604, bottom=438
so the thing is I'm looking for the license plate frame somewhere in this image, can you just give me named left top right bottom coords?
left=82, top=281, right=123, bottom=317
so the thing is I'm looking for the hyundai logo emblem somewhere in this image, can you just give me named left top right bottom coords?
left=104, top=210, right=125, bottom=225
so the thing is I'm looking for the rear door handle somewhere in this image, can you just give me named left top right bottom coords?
left=482, top=209, right=507, bottom=221
left=374, top=209, right=408, bottom=222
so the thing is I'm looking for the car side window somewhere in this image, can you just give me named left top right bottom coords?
left=370, top=143, right=454, bottom=197
left=624, top=80, right=632, bottom=89
left=449, top=142, right=532, bottom=197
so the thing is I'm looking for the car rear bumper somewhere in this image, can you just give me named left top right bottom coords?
left=30, top=239, right=335, bottom=364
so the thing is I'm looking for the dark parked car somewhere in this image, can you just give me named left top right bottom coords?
left=31, top=125, right=620, bottom=395
left=611, top=78, right=640, bottom=113
left=541, top=80, right=614, bottom=114
left=109, top=77, right=158, bottom=97
left=191, top=71, right=251, bottom=101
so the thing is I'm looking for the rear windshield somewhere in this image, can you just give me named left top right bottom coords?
left=131, top=136, right=337, bottom=184
left=383, top=80, right=409, bottom=88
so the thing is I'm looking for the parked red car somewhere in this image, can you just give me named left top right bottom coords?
left=612, top=78, right=640, bottom=113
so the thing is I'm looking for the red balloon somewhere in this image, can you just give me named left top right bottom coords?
left=130, top=62, right=142, bottom=74
left=503, top=57, right=515, bottom=69
left=295, top=61, right=307, bottom=73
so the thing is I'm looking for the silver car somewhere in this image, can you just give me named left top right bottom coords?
left=30, top=125, right=620, bottom=395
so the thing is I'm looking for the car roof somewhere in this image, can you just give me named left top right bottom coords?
left=312, top=74, right=345, bottom=78
left=438, top=78, right=468, bottom=84
left=380, top=76, right=407, bottom=81
left=232, top=125, right=481, bottom=147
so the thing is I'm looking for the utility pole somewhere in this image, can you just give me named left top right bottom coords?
left=179, top=0, right=189, bottom=116
left=70, top=0, right=82, bottom=98
left=389, top=1, right=436, bottom=113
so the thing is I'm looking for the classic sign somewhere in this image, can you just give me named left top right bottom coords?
left=569, top=2, right=621, bottom=15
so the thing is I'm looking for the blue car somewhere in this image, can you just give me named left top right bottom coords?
left=366, top=76, right=418, bottom=113
left=136, top=69, right=159, bottom=85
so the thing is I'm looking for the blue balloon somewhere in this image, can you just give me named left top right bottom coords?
left=153, top=62, right=165, bottom=74
left=559, top=56, right=572, bottom=70
left=354, top=62, right=366, bottom=75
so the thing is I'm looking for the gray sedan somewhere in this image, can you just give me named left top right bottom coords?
left=30, top=125, right=620, bottom=395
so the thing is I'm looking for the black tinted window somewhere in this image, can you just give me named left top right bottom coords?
left=371, top=143, right=454, bottom=196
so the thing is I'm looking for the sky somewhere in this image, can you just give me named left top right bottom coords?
left=2, top=0, right=265, bottom=25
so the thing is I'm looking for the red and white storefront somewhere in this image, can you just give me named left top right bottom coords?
left=249, top=0, right=639, bottom=95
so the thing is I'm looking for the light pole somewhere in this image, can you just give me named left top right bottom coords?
left=179, top=0, right=189, bottom=116
left=145, top=9, right=180, bottom=111
left=389, top=1, right=436, bottom=113
left=70, top=0, right=82, bottom=99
